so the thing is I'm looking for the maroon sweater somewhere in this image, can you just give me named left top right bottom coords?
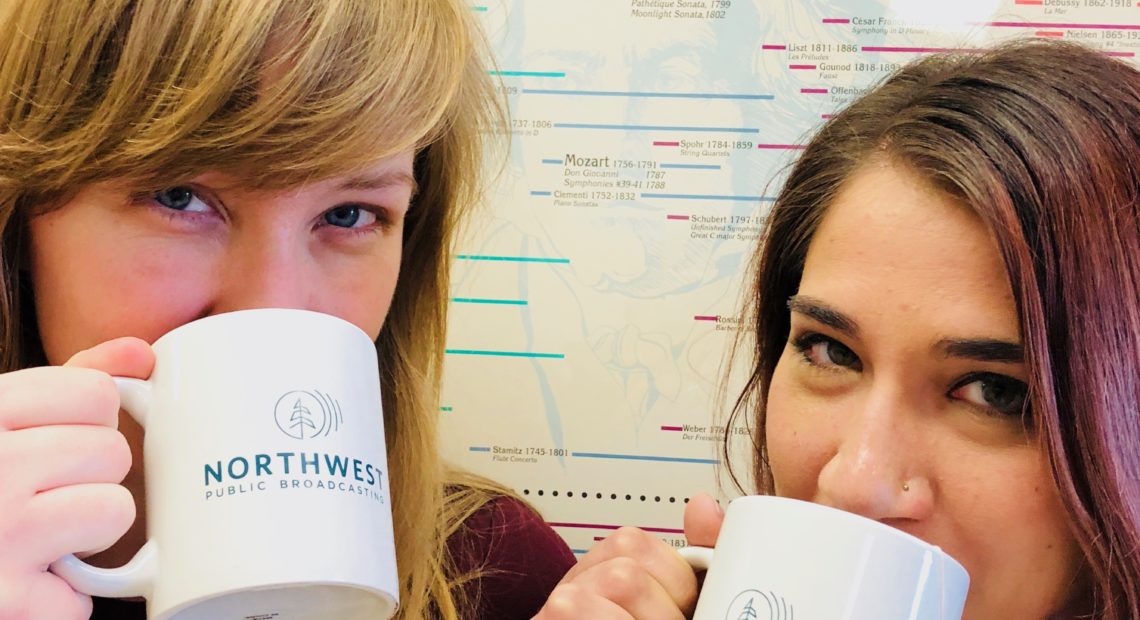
left=89, top=497, right=574, bottom=619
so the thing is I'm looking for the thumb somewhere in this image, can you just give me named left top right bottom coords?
left=64, top=337, right=155, bottom=380
left=683, top=492, right=724, bottom=548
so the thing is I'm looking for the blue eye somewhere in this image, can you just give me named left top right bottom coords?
left=322, top=205, right=378, bottom=229
left=324, top=205, right=360, bottom=227
left=153, top=187, right=210, bottom=213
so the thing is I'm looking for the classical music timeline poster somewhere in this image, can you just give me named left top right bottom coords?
left=438, top=0, right=1140, bottom=555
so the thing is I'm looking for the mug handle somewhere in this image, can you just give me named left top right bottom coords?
left=48, top=377, right=158, bottom=598
left=677, top=545, right=714, bottom=571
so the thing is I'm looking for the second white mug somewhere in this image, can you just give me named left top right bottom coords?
left=679, top=496, right=969, bottom=620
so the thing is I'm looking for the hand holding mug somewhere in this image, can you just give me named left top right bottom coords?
left=47, top=309, right=400, bottom=620
left=534, top=493, right=725, bottom=619
left=0, top=338, right=152, bottom=620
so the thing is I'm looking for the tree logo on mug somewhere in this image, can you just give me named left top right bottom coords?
left=726, top=589, right=792, bottom=620
left=273, top=390, right=343, bottom=439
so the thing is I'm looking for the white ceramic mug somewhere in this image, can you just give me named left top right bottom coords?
left=50, top=309, right=399, bottom=620
left=678, top=496, right=969, bottom=620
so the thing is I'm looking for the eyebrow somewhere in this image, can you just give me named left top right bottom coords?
left=937, top=338, right=1024, bottom=363
left=787, top=295, right=859, bottom=337
left=788, top=295, right=1024, bottom=363
left=336, top=171, right=418, bottom=196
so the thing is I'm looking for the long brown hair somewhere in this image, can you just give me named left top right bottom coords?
left=0, top=1, right=507, bottom=617
left=726, top=39, right=1139, bottom=618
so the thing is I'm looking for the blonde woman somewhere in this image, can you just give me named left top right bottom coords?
left=0, top=1, right=575, bottom=619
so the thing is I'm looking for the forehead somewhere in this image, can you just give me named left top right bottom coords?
left=798, top=163, right=1019, bottom=338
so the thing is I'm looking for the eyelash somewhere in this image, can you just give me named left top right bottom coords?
left=128, top=187, right=214, bottom=222
left=791, top=332, right=861, bottom=373
left=315, top=203, right=392, bottom=236
left=948, top=372, right=1030, bottom=422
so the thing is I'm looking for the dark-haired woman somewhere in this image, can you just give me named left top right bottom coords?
left=536, top=39, right=1140, bottom=620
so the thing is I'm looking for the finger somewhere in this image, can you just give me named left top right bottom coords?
left=571, top=558, right=687, bottom=620
left=565, top=527, right=698, bottom=614
left=63, top=337, right=154, bottom=379
left=684, top=493, right=725, bottom=548
left=0, top=426, right=131, bottom=493
left=563, top=526, right=679, bottom=580
left=560, top=526, right=651, bottom=581
left=536, top=582, right=636, bottom=620
left=20, top=483, right=135, bottom=566
left=22, top=572, right=93, bottom=620
left=0, top=367, right=121, bottom=430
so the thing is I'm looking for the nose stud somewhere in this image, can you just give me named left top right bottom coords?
left=902, top=481, right=911, bottom=492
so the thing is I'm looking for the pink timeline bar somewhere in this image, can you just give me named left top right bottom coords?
left=983, top=21, right=1140, bottom=30
left=666, top=214, right=689, bottom=221
left=762, top=44, right=787, bottom=50
left=862, top=46, right=981, bottom=53
left=661, top=425, right=683, bottom=431
left=549, top=522, right=684, bottom=535
left=653, top=141, right=680, bottom=147
left=694, top=315, right=718, bottom=321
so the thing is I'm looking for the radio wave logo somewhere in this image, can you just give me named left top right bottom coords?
left=725, top=589, right=793, bottom=620
left=274, top=390, right=343, bottom=440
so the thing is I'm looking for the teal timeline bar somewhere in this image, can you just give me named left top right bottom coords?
left=491, top=70, right=566, bottom=78
left=457, top=254, right=570, bottom=264
left=446, top=349, right=565, bottom=359
left=451, top=297, right=528, bottom=306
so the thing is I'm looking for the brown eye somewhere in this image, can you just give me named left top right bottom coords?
left=823, top=341, right=857, bottom=367
left=792, top=333, right=862, bottom=371
left=951, top=373, right=1029, bottom=417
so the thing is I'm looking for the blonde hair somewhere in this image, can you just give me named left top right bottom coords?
left=0, top=1, right=509, bottom=617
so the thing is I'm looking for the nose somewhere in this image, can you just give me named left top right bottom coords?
left=814, top=387, right=934, bottom=523
left=209, top=227, right=319, bottom=315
